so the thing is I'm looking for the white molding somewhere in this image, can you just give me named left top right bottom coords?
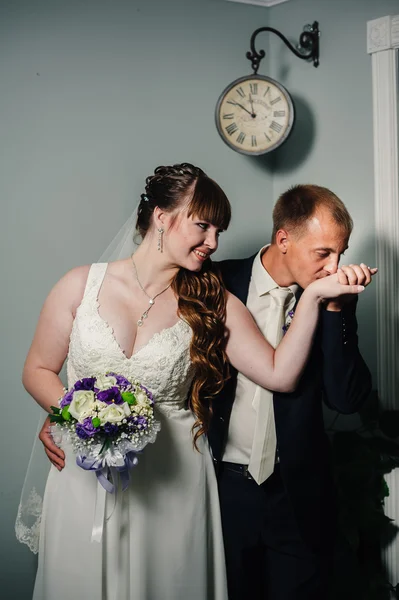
left=368, top=14, right=399, bottom=587
left=367, top=14, right=399, bottom=53
left=372, top=48, right=399, bottom=407
left=224, top=0, right=292, bottom=8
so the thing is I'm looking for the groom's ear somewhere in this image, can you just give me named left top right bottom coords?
left=275, top=229, right=289, bottom=254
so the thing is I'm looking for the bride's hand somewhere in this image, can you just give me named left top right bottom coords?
left=325, top=264, right=378, bottom=311
left=305, top=270, right=367, bottom=303
left=39, top=415, right=65, bottom=471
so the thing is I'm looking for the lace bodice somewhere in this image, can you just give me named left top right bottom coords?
left=67, top=263, right=194, bottom=414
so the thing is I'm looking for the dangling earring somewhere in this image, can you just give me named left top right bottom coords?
left=157, top=228, right=164, bottom=252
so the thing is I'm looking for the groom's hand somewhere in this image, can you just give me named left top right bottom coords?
left=325, top=263, right=377, bottom=311
left=39, top=415, right=65, bottom=470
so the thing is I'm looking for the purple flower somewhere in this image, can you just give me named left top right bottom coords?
left=83, top=416, right=99, bottom=434
left=133, top=415, right=148, bottom=430
left=75, top=424, right=90, bottom=440
left=60, top=389, right=74, bottom=408
left=74, top=377, right=96, bottom=392
left=97, top=387, right=123, bottom=405
left=107, top=373, right=132, bottom=390
left=75, top=417, right=98, bottom=439
left=104, top=422, right=119, bottom=437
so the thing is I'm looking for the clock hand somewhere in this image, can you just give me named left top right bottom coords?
left=249, top=94, right=256, bottom=118
left=228, top=100, right=254, bottom=117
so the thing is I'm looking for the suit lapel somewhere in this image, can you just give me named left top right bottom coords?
left=220, top=255, right=255, bottom=305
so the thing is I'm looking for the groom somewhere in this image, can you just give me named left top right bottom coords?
left=209, top=184, right=373, bottom=600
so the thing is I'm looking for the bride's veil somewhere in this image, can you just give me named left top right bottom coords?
left=15, top=206, right=141, bottom=554
left=97, top=209, right=141, bottom=263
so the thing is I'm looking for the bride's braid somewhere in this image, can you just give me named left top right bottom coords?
left=136, top=163, right=231, bottom=449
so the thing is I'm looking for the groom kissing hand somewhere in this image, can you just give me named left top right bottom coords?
left=209, top=184, right=374, bottom=600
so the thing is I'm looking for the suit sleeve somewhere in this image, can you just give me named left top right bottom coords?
left=320, top=299, right=372, bottom=414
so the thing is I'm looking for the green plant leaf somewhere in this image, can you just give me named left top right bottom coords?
left=363, top=573, right=396, bottom=600
left=330, top=397, right=399, bottom=598
left=381, top=478, right=390, bottom=500
left=99, top=438, right=111, bottom=454
left=61, top=406, right=71, bottom=421
left=49, top=414, right=64, bottom=423
left=368, top=437, right=399, bottom=457
left=121, top=392, right=136, bottom=405
left=92, top=417, right=101, bottom=428
left=50, top=405, right=61, bottom=415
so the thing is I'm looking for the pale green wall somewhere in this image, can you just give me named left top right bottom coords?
left=0, top=1, right=273, bottom=597
left=1, top=0, right=397, bottom=597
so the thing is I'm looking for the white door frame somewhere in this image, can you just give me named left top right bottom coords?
left=367, top=14, right=399, bottom=585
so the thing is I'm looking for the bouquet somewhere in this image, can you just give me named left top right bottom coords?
left=50, top=373, right=160, bottom=492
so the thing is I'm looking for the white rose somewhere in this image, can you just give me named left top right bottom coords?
left=68, top=390, right=96, bottom=422
left=95, top=375, right=117, bottom=391
left=97, top=403, right=126, bottom=425
left=135, top=391, right=149, bottom=406
left=122, top=402, right=131, bottom=417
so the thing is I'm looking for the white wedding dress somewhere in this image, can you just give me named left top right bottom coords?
left=32, top=263, right=227, bottom=600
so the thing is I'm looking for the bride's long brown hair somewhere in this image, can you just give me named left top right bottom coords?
left=136, top=163, right=231, bottom=448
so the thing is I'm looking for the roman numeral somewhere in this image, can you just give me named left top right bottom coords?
left=263, top=86, right=270, bottom=97
left=273, top=110, right=285, bottom=118
left=223, top=113, right=235, bottom=120
left=226, top=122, right=238, bottom=136
left=270, top=96, right=282, bottom=105
left=264, top=132, right=272, bottom=143
left=270, top=121, right=283, bottom=134
left=236, top=87, right=245, bottom=98
left=250, top=83, right=258, bottom=95
left=251, top=135, right=257, bottom=147
left=236, top=132, right=246, bottom=144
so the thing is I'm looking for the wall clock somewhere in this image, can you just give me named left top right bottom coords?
left=215, top=21, right=320, bottom=155
left=215, top=74, right=294, bottom=155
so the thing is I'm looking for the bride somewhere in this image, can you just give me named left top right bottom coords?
left=21, top=163, right=366, bottom=600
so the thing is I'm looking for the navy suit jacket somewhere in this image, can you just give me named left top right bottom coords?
left=208, top=255, right=372, bottom=552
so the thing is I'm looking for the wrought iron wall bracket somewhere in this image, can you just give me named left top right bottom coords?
left=246, top=21, right=320, bottom=74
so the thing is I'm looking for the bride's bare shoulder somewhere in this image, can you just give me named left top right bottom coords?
left=59, top=264, right=92, bottom=289
left=59, top=259, right=131, bottom=302
left=46, top=264, right=92, bottom=312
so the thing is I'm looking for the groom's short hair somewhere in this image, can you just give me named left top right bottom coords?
left=271, top=184, right=353, bottom=242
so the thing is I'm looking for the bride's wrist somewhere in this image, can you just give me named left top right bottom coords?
left=301, top=285, right=325, bottom=307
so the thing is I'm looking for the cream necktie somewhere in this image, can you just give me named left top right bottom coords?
left=248, top=287, right=293, bottom=485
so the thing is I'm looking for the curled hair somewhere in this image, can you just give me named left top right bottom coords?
left=137, top=163, right=231, bottom=448
left=172, top=262, right=230, bottom=449
left=272, top=184, right=353, bottom=241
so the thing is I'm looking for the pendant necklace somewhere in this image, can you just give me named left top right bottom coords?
left=131, top=255, right=172, bottom=327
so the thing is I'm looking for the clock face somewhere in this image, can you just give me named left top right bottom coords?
left=215, top=75, right=294, bottom=155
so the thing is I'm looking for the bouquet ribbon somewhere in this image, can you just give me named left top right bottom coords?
left=76, top=452, right=139, bottom=542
